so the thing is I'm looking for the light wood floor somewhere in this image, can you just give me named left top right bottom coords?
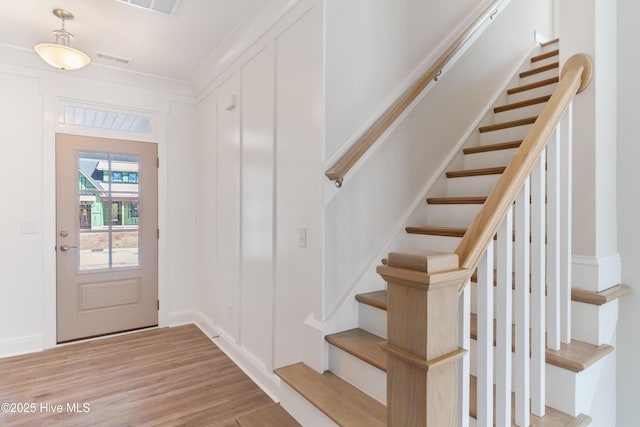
left=0, top=325, right=279, bottom=426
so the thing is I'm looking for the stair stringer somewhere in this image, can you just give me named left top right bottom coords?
left=321, top=43, right=540, bottom=349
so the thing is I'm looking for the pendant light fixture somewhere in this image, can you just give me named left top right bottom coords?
left=34, top=9, right=91, bottom=71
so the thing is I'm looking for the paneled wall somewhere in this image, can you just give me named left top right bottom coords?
left=195, top=0, right=324, bottom=376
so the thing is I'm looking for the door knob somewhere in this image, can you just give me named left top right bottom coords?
left=59, top=244, right=78, bottom=252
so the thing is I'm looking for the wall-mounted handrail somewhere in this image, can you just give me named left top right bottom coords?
left=455, top=53, right=593, bottom=272
left=325, top=0, right=507, bottom=188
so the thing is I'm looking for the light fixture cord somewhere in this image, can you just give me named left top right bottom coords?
left=54, top=17, right=72, bottom=46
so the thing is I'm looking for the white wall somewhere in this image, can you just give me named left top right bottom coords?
left=616, top=0, right=640, bottom=425
left=194, top=0, right=325, bottom=385
left=325, top=0, right=480, bottom=159
left=323, top=0, right=553, bottom=323
left=0, top=48, right=197, bottom=356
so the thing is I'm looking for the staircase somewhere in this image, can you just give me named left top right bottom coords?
left=275, top=40, right=626, bottom=426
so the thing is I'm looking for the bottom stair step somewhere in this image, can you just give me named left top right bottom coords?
left=236, top=403, right=301, bottom=427
left=274, top=362, right=386, bottom=427
left=469, top=376, right=591, bottom=426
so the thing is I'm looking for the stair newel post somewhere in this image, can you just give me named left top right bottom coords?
left=377, top=252, right=468, bottom=426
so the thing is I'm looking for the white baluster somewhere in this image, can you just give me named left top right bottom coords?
left=496, top=208, right=513, bottom=427
left=547, top=129, right=561, bottom=351
left=530, top=152, right=546, bottom=416
left=460, top=281, right=471, bottom=427
left=515, top=180, right=530, bottom=427
left=477, top=243, right=494, bottom=427
left=559, top=104, right=573, bottom=344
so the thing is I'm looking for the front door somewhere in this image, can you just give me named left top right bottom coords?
left=56, top=133, right=158, bottom=343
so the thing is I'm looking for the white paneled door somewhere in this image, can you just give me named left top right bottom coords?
left=56, top=133, right=158, bottom=343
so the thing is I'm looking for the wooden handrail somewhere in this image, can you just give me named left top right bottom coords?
left=455, top=53, right=593, bottom=272
left=325, top=0, right=507, bottom=187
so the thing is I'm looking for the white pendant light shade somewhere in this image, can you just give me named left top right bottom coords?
left=34, top=9, right=91, bottom=71
left=34, top=43, right=91, bottom=71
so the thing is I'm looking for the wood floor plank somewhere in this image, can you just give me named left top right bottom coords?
left=0, top=325, right=278, bottom=426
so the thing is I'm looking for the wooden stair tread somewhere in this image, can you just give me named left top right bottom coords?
left=446, top=166, right=506, bottom=178
left=326, top=328, right=387, bottom=371
left=479, top=116, right=537, bottom=133
left=236, top=403, right=301, bottom=427
left=463, top=140, right=523, bottom=154
left=274, top=362, right=386, bottom=427
left=355, top=290, right=388, bottom=310
left=520, top=62, right=559, bottom=79
left=426, top=196, right=486, bottom=205
left=531, top=49, right=559, bottom=63
left=469, top=313, right=614, bottom=372
left=571, top=284, right=631, bottom=306
left=406, top=225, right=466, bottom=237
left=540, top=38, right=560, bottom=48
left=507, top=77, right=559, bottom=95
left=494, top=95, right=551, bottom=113
left=469, top=376, right=591, bottom=426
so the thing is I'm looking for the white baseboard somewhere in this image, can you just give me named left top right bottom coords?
left=193, top=312, right=281, bottom=403
left=193, top=311, right=217, bottom=338
left=572, top=254, right=622, bottom=292
left=0, top=334, right=43, bottom=358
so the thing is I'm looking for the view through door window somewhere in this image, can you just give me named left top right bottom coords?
left=78, top=151, right=140, bottom=271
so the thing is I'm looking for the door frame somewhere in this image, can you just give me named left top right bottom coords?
left=42, top=105, right=169, bottom=350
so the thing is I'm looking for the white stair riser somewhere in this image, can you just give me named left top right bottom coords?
left=359, top=304, right=387, bottom=339
left=529, top=53, right=559, bottom=68
left=328, top=345, right=387, bottom=404
left=519, top=68, right=559, bottom=86
left=494, top=102, right=545, bottom=123
left=507, top=84, right=557, bottom=104
left=571, top=300, right=619, bottom=346
left=480, top=124, right=532, bottom=145
left=404, top=233, right=461, bottom=253
left=447, top=174, right=502, bottom=197
left=464, top=148, right=518, bottom=169
left=539, top=42, right=559, bottom=55
left=427, top=204, right=482, bottom=228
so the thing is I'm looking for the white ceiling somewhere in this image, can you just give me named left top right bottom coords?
left=0, top=0, right=263, bottom=81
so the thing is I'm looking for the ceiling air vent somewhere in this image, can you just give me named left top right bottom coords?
left=115, top=0, right=182, bottom=16
left=97, top=52, right=133, bottom=66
